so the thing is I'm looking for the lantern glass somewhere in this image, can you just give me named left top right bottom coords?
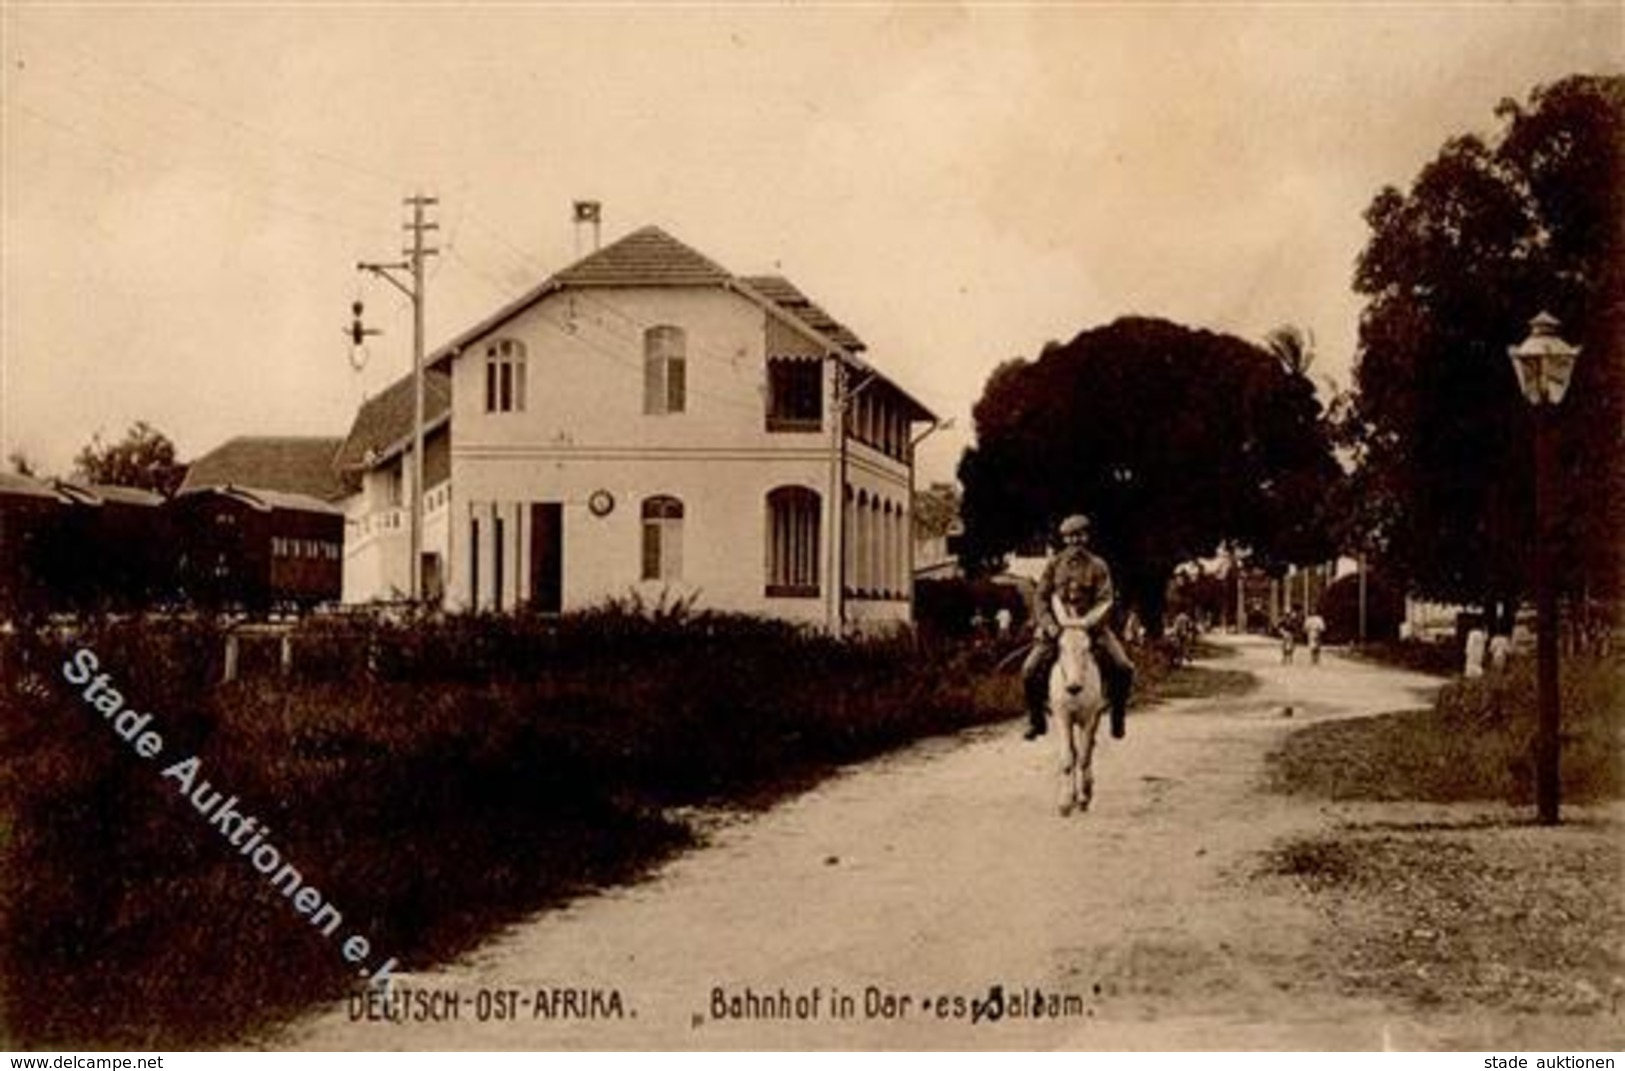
left=1507, top=313, right=1581, bottom=407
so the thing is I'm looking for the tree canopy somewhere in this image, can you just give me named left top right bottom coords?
left=957, top=316, right=1339, bottom=634
left=1347, top=75, right=1624, bottom=617
left=912, top=482, right=962, bottom=541
left=72, top=421, right=187, bottom=497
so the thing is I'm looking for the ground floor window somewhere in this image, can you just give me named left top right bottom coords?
left=641, top=495, right=684, bottom=581
left=765, top=486, right=820, bottom=597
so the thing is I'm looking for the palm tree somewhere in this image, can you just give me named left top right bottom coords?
left=1265, top=324, right=1316, bottom=378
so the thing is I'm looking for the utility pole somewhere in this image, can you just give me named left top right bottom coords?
left=359, top=194, right=438, bottom=603
left=1357, top=552, right=1368, bottom=646
left=833, top=366, right=876, bottom=634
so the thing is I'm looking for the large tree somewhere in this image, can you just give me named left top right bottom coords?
left=73, top=421, right=186, bottom=497
left=1348, top=75, right=1624, bottom=622
left=957, top=316, right=1339, bottom=635
left=912, top=481, right=962, bottom=541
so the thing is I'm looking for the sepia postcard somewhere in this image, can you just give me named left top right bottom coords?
left=2, top=1, right=1621, bottom=1054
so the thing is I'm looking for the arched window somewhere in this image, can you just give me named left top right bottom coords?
left=641, top=495, right=684, bottom=581
left=644, top=326, right=686, bottom=415
left=765, top=486, right=820, bottom=597
left=882, top=500, right=896, bottom=596
left=843, top=484, right=856, bottom=592
left=855, top=490, right=871, bottom=593
left=484, top=338, right=527, bottom=413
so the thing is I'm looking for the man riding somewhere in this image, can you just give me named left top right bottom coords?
left=1021, top=513, right=1136, bottom=740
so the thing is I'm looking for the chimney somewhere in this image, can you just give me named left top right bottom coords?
left=572, top=200, right=602, bottom=256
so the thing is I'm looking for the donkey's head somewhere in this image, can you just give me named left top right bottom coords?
left=1053, top=624, right=1098, bottom=700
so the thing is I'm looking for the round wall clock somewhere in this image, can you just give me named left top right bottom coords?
left=587, top=490, right=615, bottom=517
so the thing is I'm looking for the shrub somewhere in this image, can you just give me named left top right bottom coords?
left=914, top=578, right=1028, bottom=639
left=1270, top=653, right=1622, bottom=804
left=1347, top=637, right=1461, bottom=677
left=1, top=608, right=1019, bottom=1047
left=1320, top=570, right=1404, bottom=645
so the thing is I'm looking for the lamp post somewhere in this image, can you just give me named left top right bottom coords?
left=1506, top=312, right=1581, bottom=826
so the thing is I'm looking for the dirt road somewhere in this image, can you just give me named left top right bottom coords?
left=273, top=636, right=1591, bottom=1050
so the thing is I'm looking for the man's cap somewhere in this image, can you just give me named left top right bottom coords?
left=1059, top=514, right=1091, bottom=536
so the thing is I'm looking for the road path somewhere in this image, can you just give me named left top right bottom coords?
left=278, top=635, right=1473, bottom=1050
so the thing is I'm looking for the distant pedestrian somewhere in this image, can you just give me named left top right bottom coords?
left=1488, top=633, right=1511, bottom=673
left=1171, top=611, right=1195, bottom=665
left=1464, top=627, right=1488, bottom=679
left=1304, top=613, right=1326, bottom=664
left=1277, top=613, right=1298, bottom=664
left=994, top=606, right=1013, bottom=638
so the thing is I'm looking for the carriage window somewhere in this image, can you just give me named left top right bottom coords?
left=644, top=326, right=686, bottom=415
left=765, top=486, right=820, bottom=597
left=641, top=495, right=684, bottom=581
left=484, top=339, right=527, bottom=414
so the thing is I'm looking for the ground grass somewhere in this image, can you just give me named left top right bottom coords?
left=1259, top=820, right=1624, bottom=1018
left=1148, top=665, right=1256, bottom=703
left=1341, top=638, right=1461, bottom=678
left=1260, top=651, right=1624, bottom=1024
left=1268, top=655, right=1621, bottom=804
left=0, top=608, right=1023, bottom=1049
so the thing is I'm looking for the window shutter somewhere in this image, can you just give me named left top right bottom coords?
left=642, top=521, right=661, bottom=580
left=664, top=519, right=683, bottom=580
left=645, top=355, right=663, bottom=414
left=668, top=358, right=686, bottom=413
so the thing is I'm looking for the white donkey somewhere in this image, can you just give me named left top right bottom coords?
left=1049, top=593, right=1109, bottom=815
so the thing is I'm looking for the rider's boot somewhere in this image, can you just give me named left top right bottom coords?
left=1108, top=664, right=1132, bottom=739
left=1023, top=672, right=1048, bottom=740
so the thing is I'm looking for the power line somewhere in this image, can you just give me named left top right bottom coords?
left=9, top=101, right=395, bottom=241
left=10, top=16, right=406, bottom=192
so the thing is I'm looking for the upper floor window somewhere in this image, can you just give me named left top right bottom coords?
left=767, top=359, right=823, bottom=432
left=485, top=339, right=527, bottom=413
left=641, top=495, right=685, bottom=581
left=644, top=326, right=686, bottom=415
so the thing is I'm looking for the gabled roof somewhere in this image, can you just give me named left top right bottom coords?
left=554, top=226, right=732, bottom=288
left=428, top=227, right=730, bottom=366
left=740, top=275, right=866, bottom=353
left=422, top=224, right=935, bottom=422
left=179, top=436, right=349, bottom=502
left=334, top=368, right=452, bottom=473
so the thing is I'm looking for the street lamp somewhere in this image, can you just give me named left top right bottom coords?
left=1506, top=311, right=1581, bottom=825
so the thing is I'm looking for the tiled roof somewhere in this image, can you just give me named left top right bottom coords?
left=420, top=224, right=934, bottom=422
left=334, top=368, right=452, bottom=473
left=740, top=275, right=866, bottom=353
left=428, top=226, right=858, bottom=370
left=179, top=436, right=349, bottom=502
left=553, top=226, right=733, bottom=288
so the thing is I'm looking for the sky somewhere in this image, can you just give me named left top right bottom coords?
left=3, top=2, right=1620, bottom=488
